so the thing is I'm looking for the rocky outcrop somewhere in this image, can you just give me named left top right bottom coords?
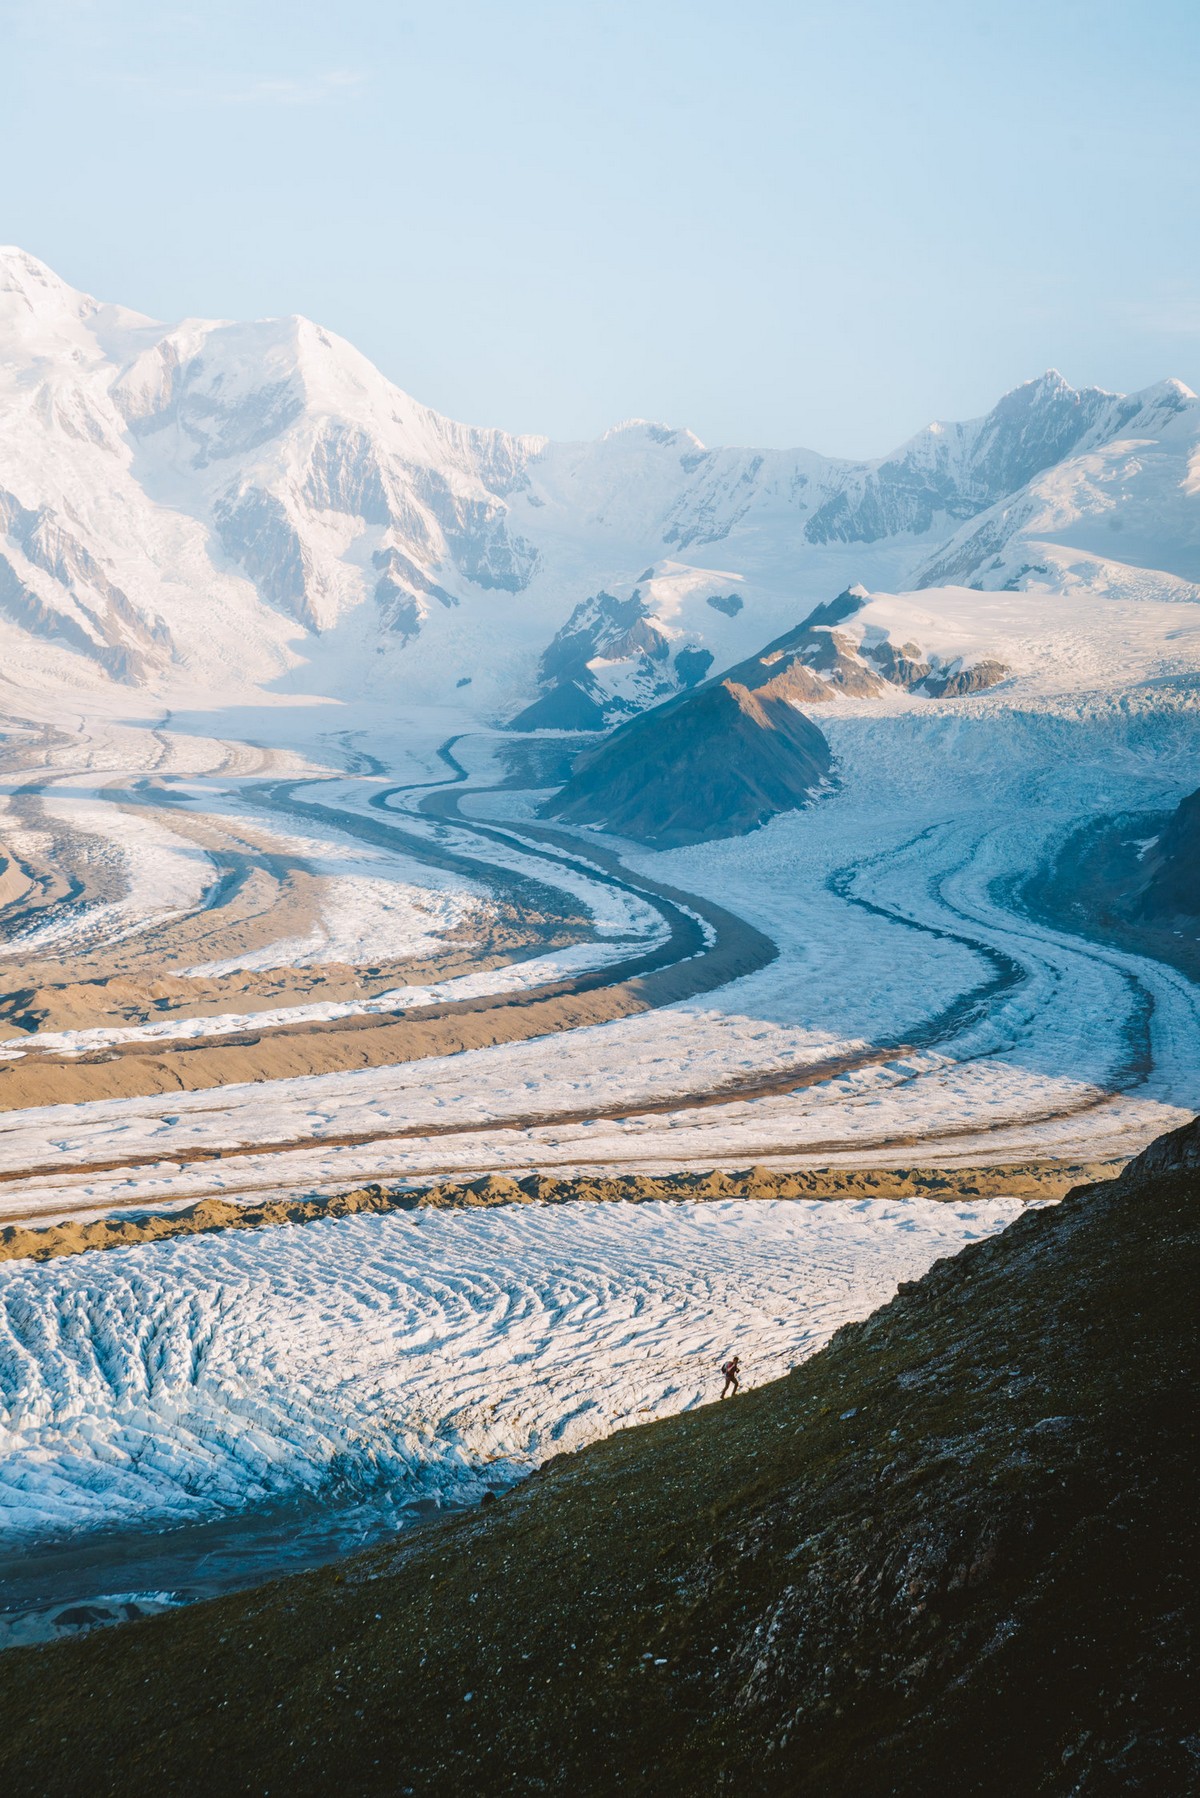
left=510, top=587, right=708, bottom=730
left=1104, top=1110, right=1200, bottom=1189
left=540, top=587, right=1010, bottom=846
left=928, top=656, right=1009, bottom=696
left=710, top=587, right=1009, bottom=703
left=372, top=546, right=457, bottom=642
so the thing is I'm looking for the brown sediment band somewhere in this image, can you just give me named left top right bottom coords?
left=0, top=1160, right=1125, bottom=1263
left=0, top=819, right=773, bottom=1108
left=0, top=791, right=590, bottom=1066
left=0, top=769, right=754, bottom=1107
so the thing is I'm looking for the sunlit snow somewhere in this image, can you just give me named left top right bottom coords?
left=0, top=1198, right=1023, bottom=1542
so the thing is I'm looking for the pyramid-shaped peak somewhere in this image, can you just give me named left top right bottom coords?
left=1132, top=375, right=1197, bottom=406
left=992, top=369, right=1101, bottom=412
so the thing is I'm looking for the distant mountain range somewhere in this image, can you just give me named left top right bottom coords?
left=1, top=245, right=1199, bottom=715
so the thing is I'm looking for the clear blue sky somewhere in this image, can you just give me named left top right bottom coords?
left=3, top=0, right=1199, bottom=455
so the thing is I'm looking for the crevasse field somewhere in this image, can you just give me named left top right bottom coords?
left=0, top=1198, right=1023, bottom=1545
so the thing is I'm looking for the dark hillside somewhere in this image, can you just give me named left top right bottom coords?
left=2, top=1121, right=1196, bottom=1796
left=544, top=675, right=832, bottom=846
left=542, top=586, right=1010, bottom=845
left=1140, top=784, right=1200, bottom=921
left=1021, top=794, right=1200, bottom=984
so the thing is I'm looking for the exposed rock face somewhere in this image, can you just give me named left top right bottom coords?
left=0, top=486, right=172, bottom=683
left=931, top=656, right=1010, bottom=696
left=910, top=377, right=1198, bottom=593
left=545, top=676, right=833, bottom=847
left=712, top=587, right=1010, bottom=703
left=372, top=545, right=457, bottom=642
left=1106, top=1109, right=1200, bottom=1187
left=0, top=553, right=142, bottom=681
left=1137, top=786, right=1200, bottom=921
left=516, top=580, right=1008, bottom=735
left=213, top=488, right=317, bottom=630
left=804, top=371, right=1133, bottom=548
left=510, top=587, right=714, bottom=730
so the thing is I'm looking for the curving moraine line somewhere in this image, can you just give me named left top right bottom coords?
left=0, top=737, right=1178, bottom=1200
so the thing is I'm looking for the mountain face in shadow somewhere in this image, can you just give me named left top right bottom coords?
left=1138, top=785, right=1200, bottom=921
left=542, top=673, right=834, bottom=847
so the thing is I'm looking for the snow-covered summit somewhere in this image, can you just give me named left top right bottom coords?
left=0, top=246, right=101, bottom=329
left=0, top=249, right=1197, bottom=714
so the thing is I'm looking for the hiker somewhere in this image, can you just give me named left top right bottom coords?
left=720, top=1355, right=740, bottom=1399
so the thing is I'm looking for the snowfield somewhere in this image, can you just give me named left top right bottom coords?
left=3, top=248, right=1199, bottom=717
left=0, top=1198, right=1024, bottom=1544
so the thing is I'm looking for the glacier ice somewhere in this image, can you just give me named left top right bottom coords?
left=0, top=1199, right=1025, bottom=1543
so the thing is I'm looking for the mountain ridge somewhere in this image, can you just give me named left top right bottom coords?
left=1, top=246, right=1198, bottom=715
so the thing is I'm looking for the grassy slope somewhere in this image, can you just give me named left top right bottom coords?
left=1, top=1136, right=1196, bottom=1797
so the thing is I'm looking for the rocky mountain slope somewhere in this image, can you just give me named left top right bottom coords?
left=3, top=247, right=1198, bottom=715
left=544, top=670, right=834, bottom=847
left=542, top=587, right=1010, bottom=844
left=3, top=1116, right=1194, bottom=1795
left=1019, top=781, right=1200, bottom=991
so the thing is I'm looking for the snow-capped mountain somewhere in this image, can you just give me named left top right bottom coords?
left=1, top=246, right=1198, bottom=716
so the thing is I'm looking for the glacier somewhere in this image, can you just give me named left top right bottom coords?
left=0, top=1197, right=1024, bottom=1545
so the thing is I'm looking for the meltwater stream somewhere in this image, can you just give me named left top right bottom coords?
left=0, top=1198, right=1026, bottom=1645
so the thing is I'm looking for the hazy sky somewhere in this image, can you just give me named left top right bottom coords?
left=4, top=0, right=1199, bottom=454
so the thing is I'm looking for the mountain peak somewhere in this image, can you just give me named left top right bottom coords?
left=1132, top=375, right=1197, bottom=407
left=0, top=246, right=1196, bottom=710
left=0, top=246, right=97, bottom=324
left=601, top=419, right=706, bottom=452
left=1028, top=367, right=1072, bottom=391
